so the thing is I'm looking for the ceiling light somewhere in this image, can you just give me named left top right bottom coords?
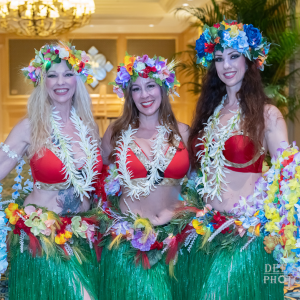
left=182, top=3, right=189, bottom=6
left=149, top=24, right=154, bottom=27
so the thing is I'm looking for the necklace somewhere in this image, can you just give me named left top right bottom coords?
left=115, top=124, right=170, bottom=200
left=195, top=95, right=241, bottom=202
left=50, top=107, right=99, bottom=201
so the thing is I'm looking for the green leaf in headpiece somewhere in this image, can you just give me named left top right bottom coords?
left=210, top=27, right=218, bottom=38
left=66, top=60, right=72, bottom=70
left=154, top=77, right=163, bottom=86
left=44, top=53, right=52, bottom=59
left=32, top=62, right=41, bottom=68
left=52, top=55, right=61, bottom=64
left=120, top=63, right=125, bottom=67
left=80, top=74, right=87, bottom=83
left=44, top=61, right=51, bottom=72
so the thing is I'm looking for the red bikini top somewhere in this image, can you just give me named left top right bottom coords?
left=194, top=133, right=265, bottom=173
left=116, top=139, right=189, bottom=182
left=30, top=147, right=103, bottom=184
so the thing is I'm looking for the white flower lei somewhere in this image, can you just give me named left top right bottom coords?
left=195, top=95, right=241, bottom=202
left=115, top=124, right=170, bottom=200
left=50, top=107, right=99, bottom=201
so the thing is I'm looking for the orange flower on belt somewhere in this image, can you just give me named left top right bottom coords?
left=55, top=231, right=73, bottom=244
left=263, top=235, right=280, bottom=254
left=5, top=203, right=23, bottom=225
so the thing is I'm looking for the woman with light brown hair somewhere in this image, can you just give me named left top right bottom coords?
left=0, top=42, right=103, bottom=300
left=99, top=53, right=189, bottom=300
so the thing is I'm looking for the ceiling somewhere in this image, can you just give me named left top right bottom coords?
left=73, top=0, right=207, bottom=34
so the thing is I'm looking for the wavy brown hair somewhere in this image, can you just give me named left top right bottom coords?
left=109, top=82, right=181, bottom=161
left=189, top=58, right=273, bottom=167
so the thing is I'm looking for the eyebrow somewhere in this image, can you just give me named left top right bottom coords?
left=215, top=51, right=240, bottom=57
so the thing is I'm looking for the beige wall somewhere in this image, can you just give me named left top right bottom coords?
left=0, top=30, right=199, bottom=141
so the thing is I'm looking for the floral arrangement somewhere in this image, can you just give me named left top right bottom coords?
left=109, top=53, right=180, bottom=99
left=195, top=19, right=270, bottom=70
left=22, top=41, right=94, bottom=87
left=5, top=203, right=100, bottom=257
left=0, top=185, right=9, bottom=276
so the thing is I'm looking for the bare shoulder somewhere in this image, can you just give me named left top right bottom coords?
left=177, top=122, right=190, bottom=145
left=264, top=104, right=285, bottom=130
left=9, top=118, right=31, bottom=143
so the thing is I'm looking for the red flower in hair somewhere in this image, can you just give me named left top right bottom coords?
left=117, top=66, right=121, bottom=72
left=138, top=72, right=149, bottom=78
left=204, top=43, right=215, bottom=53
left=213, top=23, right=220, bottom=29
left=230, top=21, right=238, bottom=25
left=144, top=66, right=157, bottom=74
left=55, top=49, right=59, bottom=54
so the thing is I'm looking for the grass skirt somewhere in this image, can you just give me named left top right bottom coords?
left=9, top=243, right=98, bottom=300
left=99, top=241, right=172, bottom=300
left=172, top=235, right=284, bottom=300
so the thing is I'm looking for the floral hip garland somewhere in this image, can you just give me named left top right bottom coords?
left=109, top=53, right=180, bottom=99
left=195, top=19, right=270, bottom=70
left=22, top=41, right=93, bottom=87
left=50, top=106, right=99, bottom=201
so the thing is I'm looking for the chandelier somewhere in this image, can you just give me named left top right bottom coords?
left=0, top=0, right=95, bottom=37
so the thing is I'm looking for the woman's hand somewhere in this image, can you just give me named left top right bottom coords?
left=0, top=118, right=31, bottom=180
left=264, top=104, right=289, bottom=158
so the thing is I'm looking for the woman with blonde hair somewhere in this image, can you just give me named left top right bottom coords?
left=99, top=53, right=189, bottom=299
left=0, top=42, right=103, bottom=300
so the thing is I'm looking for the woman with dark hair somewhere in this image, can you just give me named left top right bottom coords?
left=99, top=53, right=189, bottom=300
left=171, top=20, right=294, bottom=300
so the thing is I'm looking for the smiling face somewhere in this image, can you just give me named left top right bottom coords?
left=45, top=60, right=77, bottom=105
left=214, top=48, right=247, bottom=90
left=131, top=76, right=162, bottom=117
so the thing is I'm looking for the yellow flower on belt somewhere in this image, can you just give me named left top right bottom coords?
left=55, top=231, right=73, bottom=245
left=5, top=203, right=23, bottom=225
left=192, top=219, right=207, bottom=235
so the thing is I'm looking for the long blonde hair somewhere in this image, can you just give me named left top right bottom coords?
left=27, top=71, right=100, bottom=158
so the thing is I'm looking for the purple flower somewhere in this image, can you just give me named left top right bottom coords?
left=166, top=73, right=175, bottom=83
left=131, top=230, right=156, bottom=251
left=112, top=221, right=131, bottom=236
left=136, top=55, right=149, bottom=63
left=115, top=67, right=131, bottom=88
left=155, top=60, right=166, bottom=72
left=243, top=24, right=262, bottom=48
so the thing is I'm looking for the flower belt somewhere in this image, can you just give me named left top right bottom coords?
left=5, top=202, right=103, bottom=261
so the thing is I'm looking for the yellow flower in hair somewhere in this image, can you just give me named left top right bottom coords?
left=124, top=56, right=136, bottom=75
left=87, top=74, right=93, bottom=84
left=221, top=21, right=230, bottom=30
left=229, top=25, right=239, bottom=38
left=68, top=54, right=76, bottom=66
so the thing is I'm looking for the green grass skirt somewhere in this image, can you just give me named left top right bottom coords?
left=99, top=242, right=172, bottom=300
left=172, top=235, right=284, bottom=300
left=8, top=236, right=101, bottom=300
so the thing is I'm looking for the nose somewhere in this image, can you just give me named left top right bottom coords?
left=223, top=58, right=231, bottom=70
left=57, top=74, right=65, bottom=85
left=141, top=86, right=149, bottom=99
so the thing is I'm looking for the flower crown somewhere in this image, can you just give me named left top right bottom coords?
left=109, top=53, right=180, bottom=99
left=22, top=42, right=94, bottom=87
left=195, top=19, right=270, bottom=71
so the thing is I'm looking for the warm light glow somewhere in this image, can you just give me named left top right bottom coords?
left=182, top=3, right=189, bottom=6
left=0, top=0, right=95, bottom=36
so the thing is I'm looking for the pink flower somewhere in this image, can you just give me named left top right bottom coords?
left=35, top=67, right=41, bottom=76
left=28, top=66, right=36, bottom=73
left=81, top=51, right=89, bottom=63
left=41, top=219, right=55, bottom=236
left=24, top=205, right=36, bottom=216
left=158, top=66, right=171, bottom=80
left=82, top=221, right=96, bottom=242
left=113, top=86, right=124, bottom=98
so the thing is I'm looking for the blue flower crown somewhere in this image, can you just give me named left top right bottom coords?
left=195, top=19, right=270, bottom=71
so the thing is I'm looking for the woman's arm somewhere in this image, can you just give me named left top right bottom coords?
left=0, top=118, right=31, bottom=180
left=101, top=124, right=114, bottom=165
left=264, top=104, right=289, bottom=158
left=177, top=122, right=190, bottom=147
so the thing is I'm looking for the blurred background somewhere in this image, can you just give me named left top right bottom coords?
left=0, top=0, right=299, bottom=143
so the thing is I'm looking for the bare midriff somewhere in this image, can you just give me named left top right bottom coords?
left=23, top=186, right=90, bottom=215
left=119, top=184, right=183, bottom=226
left=205, top=169, right=262, bottom=213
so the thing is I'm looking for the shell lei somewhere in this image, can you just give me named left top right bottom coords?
left=196, top=95, right=241, bottom=202
left=115, top=124, right=170, bottom=200
left=50, top=107, right=99, bottom=201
